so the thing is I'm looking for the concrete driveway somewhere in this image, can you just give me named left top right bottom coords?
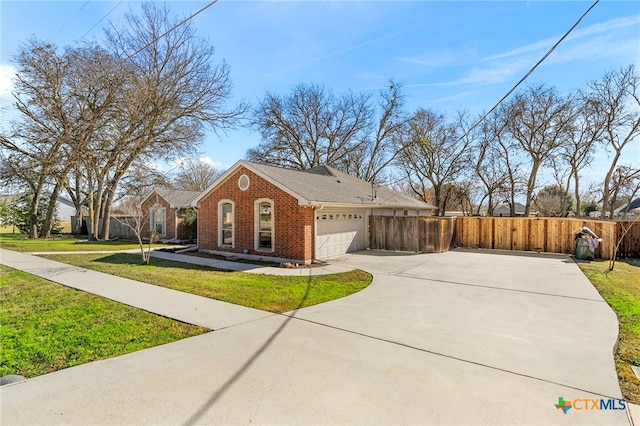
left=1, top=249, right=630, bottom=425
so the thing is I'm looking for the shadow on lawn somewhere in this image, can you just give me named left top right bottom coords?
left=182, top=272, right=313, bottom=426
left=93, top=253, right=232, bottom=272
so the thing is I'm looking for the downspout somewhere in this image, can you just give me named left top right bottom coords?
left=174, top=207, right=179, bottom=240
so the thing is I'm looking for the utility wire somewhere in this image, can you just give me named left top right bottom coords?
left=459, top=0, right=600, bottom=142
left=77, top=0, right=124, bottom=42
left=49, top=0, right=91, bottom=42
left=378, top=1, right=601, bottom=191
left=124, top=0, right=219, bottom=61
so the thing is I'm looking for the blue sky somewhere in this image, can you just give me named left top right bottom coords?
left=1, top=1, right=639, bottom=185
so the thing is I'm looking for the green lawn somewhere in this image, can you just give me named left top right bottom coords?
left=0, top=265, right=209, bottom=378
left=0, top=232, right=160, bottom=252
left=41, top=253, right=372, bottom=313
left=577, top=259, right=640, bottom=405
left=1, top=222, right=72, bottom=235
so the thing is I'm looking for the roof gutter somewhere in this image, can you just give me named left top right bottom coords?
left=306, top=201, right=434, bottom=210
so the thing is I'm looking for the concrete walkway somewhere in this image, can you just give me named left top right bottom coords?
left=0, top=248, right=636, bottom=425
left=24, top=248, right=356, bottom=276
left=0, top=248, right=354, bottom=330
left=149, top=250, right=356, bottom=276
left=0, top=248, right=273, bottom=330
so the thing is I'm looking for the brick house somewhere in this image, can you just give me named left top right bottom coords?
left=193, top=161, right=436, bottom=264
left=140, top=188, right=201, bottom=241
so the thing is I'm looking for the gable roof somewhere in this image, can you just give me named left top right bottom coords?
left=494, top=202, right=526, bottom=215
left=2, top=192, right=78, bottom=209
left=194, top=160, right=435, bottom=210
left=615, top=198, right=640, bottom=213
left=141, top=188, right=201, bottom=208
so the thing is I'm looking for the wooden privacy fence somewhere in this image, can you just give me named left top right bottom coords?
left=455, top=217, right=640, bottom=259
left=616, top=221, right=640, bottom=259
left=369, top=216, right=456, bottom=253
left=77, top=215, right=138, bottom=239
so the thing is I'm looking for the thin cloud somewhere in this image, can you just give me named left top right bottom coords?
left=401, top=57, right=530, bottom=90
left=544, top=34, right=640, bottom=65
left=411, top=14, right=640, bottom=89
left=397, top=50, right=459, bottom=68
left=485, top=15, right=640, bottom=61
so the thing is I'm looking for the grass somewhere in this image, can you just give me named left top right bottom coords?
left=0, top=265, right=209, bottom=378
left=0, top=232, right=161, bottom=252
left=41, top=253, right=372, bottom=313
left=1, top=222, right=73, bottom=234
left=577, top=259, right=640, bottom=405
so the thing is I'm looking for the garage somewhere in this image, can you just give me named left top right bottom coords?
left=315, top=209, right=366, bottom=259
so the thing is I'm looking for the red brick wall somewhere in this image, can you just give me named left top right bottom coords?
left=141, top=194, right=176, bottom=240
left=197, top=166, right=314, bottom=262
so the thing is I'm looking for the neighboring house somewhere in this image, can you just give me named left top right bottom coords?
left=193, top=160, right=436, bottom=264
left=1, top=192, right=80, bottom=223
left=53, top=194, right=77, bottom=223
left=614, top=198, right=640, bottom=218
left=140, top=188, right=201, bottom=241
left=493, top=202, right=529, bottom=217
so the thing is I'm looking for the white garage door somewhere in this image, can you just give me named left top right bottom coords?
left=315, top=210, right=365, bottom=259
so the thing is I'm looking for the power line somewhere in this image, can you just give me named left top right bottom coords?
left=77, top=0, right=124, bottom=42
left=375, top=1, right=601, bottom=192
left=124, top=0, right=219, bottom=61
left=459, top=0, right=600, bottom=142
left=49, top=0, right=91, bottom=42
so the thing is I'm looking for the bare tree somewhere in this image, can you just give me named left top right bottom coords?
left=173, top=157, right=222, bottom=191
left=1, top=41, right=73, bottom=238
left=112, top=198, right=159, bottom=264
left=559, top=90, right=606, bottom=215
left=474, top=111, right=511, bottom=216
left=534, top=184, right=573, bottom=217
left=609, top=217, right=639, bottom=271
left=504, top=84, right=574, bottom=216
left=607, top=166, right=640, bottom=218
left=248, top=83, right=371, bottom=171
left=395, top=109, right=472, bottom=216
left=343, top=82, right=411, bottom=182
left=91, top=2, right=245, bottom=240
left=588, top=65, right=640, bottom=218
left=3, top=3, right=244, bottom=241
left=248, top=81, right=409, bottom=182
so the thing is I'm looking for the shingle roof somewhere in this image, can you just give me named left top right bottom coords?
left=201, top=161, right=435, bottom=210
left=494, top=202, right=526, bottom=215
left=615, top=198, right=640, bottom=213
left=152, top=188, right=201, bottom=208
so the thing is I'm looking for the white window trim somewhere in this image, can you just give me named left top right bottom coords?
left=218, top=200, right=235, bottom=248
left=238, top=174, right=250, bottom=191
left=254, top=198, right=274, bottom=253
left=150, top=207, right=166, bottom=237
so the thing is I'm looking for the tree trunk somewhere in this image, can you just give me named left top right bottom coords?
left=572, top=172, right=581, bottom=216
left=90, top=179, right=104, bottom=241
left=27, top=182, right=45, bottom=239
left=39, top=183, right=62, bottom=238
left=524, top=160, right=540, bottom=217
left=486, top=193, right=494, bottom=217
left=99, top=179, right=121, bottom=240
left=433, top=185, right=442, bottom=217
left=601, top=149, right=621, bottom=219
